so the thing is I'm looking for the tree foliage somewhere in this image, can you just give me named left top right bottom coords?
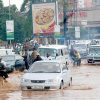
left=0, top=0, right=33, bottom=43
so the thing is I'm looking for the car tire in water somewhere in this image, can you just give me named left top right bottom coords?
left=59, top=81, right=64, bottom=89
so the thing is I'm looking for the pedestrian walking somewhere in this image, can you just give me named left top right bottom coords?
left=69, top=46, right=77, bottom=66
left=31, top=50, right=39, bottom=62
left=75, top=51, right=81, bottom=66
left=23, top=50, right=29, bottom=70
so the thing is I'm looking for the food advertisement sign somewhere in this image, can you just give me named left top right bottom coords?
left=32, top=3, right=56, bottom=34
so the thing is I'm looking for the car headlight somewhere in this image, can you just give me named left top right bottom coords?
left=51, top=57, right=56, bottom=60
left=21, top=78, right=30, bottom=83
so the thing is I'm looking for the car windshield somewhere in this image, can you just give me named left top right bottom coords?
left=39, top=48, right=57, bottom=57
left=28, top=62, right=61, bottom=73
left=73, top=44, right=87, bottom=50
left=89, top=47, right=100, bottom=53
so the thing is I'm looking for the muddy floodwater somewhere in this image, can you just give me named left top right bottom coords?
left=0, top=63, right=100, bottom=100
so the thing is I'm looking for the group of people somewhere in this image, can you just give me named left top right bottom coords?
left=70, top=46, right=81, bottom=66
left=23, top=49, right=42, bottom=70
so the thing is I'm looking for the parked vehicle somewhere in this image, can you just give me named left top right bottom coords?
left=0, top=59, right=14, bottom=73
left=14, top=54, right=25, bottom=71
left=0, top=48, right=15, bottom=55
left=21, top=60, right=72, bottom=90
left=71, top=43, right=88, bottom=59
left=1, top=54, right=25, bottom=72
left=87, top=45, right=100, bottom=64
left=5, top=63, right=14, bottom=73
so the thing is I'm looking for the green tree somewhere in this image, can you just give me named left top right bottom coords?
left=0, top=0, right=6, bottom=41
left=0, top=0, right=32, bottom=43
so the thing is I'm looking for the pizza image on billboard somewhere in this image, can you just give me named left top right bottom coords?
left=35, top=8, right=54, bottom=25
left=32, top=3, right=56, bottom=34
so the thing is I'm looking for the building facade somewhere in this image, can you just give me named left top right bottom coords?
left=67, top=0, right=100, bottom=39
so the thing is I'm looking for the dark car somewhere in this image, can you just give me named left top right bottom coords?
left=5, top=64, right=14, bottom=73
left=1, top=54, right=25, bottom=73
left=14, top=59, right=25, bottom=71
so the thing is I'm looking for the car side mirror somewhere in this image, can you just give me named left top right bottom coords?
left=56, top=53, right=58, bottom=56
left=55, top=53, right=58, bottom=59
left=63, top=70, right=67, bottom=73
left=66, top=61, right=69, bottom=65
left=24, top=69, right=28, bottom=73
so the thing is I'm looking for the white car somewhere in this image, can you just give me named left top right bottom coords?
left=20, top=60, right=72, bottom=90
left=38, top=45, right=69, bottom=64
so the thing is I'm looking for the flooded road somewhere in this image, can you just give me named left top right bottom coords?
left=0, top=62, right=100, bottom=100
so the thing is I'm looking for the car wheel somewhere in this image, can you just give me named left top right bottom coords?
left=20, top=67, right=25, bottom=72
left=87, top=60, right=90, bottom=63
left=92, top=60, right=95, bottom=64
left=59, top=81, right=64, bottom=89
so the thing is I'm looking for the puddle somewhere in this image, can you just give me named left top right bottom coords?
left=70, top=85, right=93, bottom=90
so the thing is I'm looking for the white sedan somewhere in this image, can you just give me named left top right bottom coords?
left=20, top=60, right=72, bottom=90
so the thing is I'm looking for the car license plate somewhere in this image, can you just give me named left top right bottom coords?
left=33, top=86, right=43, bottom=89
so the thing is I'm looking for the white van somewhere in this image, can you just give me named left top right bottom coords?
left=0, top=48, right=15, bottom=56
left=38, top=45, right=69, bottom=64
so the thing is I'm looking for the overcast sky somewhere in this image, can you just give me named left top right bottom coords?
left=3, top=0, right=24, bottom=10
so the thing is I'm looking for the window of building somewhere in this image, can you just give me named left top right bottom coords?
left=33, top=0, right=55, bottom=3
left=93, top=0, right=100, bottom=6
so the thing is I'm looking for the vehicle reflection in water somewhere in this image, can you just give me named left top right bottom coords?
left=21, top=90, right=59, bottom=100
left=5, top=84, right=93, bottom=100
left=6, top=90, right=65, bottom=100
left=6, top=85, right=93, bottom=100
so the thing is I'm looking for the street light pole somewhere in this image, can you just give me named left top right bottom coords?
left=9, top=0, right=12, bottom=45
left=63, top=0, right=68, bottom=45
left=9, top=0, right=11, bottom=20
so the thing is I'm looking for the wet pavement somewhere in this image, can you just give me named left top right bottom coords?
left=0, top=61, right=100, bottom=100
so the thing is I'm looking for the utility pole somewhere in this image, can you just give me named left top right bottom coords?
left=8, top=0, right=12, bottom=45
left=74, top=0, right=80, bottom=39
left=63, top=0, right=68, bottom=45
left=9, top=0, right=11, bottom=20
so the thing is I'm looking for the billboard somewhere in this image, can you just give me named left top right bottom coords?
left=77, top=0, right=85, bottom=8
left=32, top=3, right=56, bottom=34
left=78, top=0, right=93, bottom=8
left=6, top=20, right=14, bottom=40
left=84, top=0, right=93, bottom=8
